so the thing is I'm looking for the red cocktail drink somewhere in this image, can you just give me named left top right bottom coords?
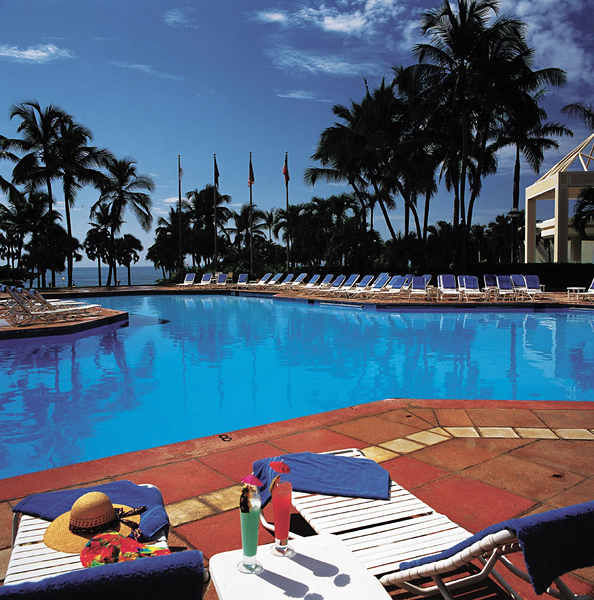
left=270, top=479, right=294, bottom=557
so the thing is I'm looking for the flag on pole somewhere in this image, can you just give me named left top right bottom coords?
left=178, top=164, right=184, bottom=183
left=283, top=152, right=290, bottom=185
left=248, top=154, right=255, bottom=187
left=214, top=155, right=220, bottom=188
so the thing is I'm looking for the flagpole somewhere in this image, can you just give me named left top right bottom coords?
left=284, top=151, right=290, bottom=270
left=249, top=152, right=254, bottom=278
left=178, top=154, right=183, bottom=279
left=213, top=154, right=218, bottom=273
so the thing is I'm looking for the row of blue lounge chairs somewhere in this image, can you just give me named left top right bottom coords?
left=175, top=271, right=555, bottom=301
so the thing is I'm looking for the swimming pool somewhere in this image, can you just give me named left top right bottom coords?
left=1, top=294, right=594, bottom=479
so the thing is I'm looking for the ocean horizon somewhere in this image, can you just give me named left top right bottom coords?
left=53, top=265, right=163, bottom=287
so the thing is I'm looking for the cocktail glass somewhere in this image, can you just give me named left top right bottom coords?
left=237, top=485, right=263, bottom=574
left=270, top=479, right=294, bottom=557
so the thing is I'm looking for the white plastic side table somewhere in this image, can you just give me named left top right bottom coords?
left=210, top=534, right=391, bottom=600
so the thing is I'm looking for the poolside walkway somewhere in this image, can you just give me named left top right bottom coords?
left=1, top=397, right=593, bottom=599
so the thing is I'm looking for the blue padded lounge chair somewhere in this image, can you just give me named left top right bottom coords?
left=292, top=273, right=308, bottom=286
left=236, top=273, right=248, bottom=285
left=254, top=272, right=273, bottom=285
left=314, top=274, right=345, bottom=296
left=176, top=273, right=196, bottom=287
left=330, top=274, right=359, bottom=294
left=408, top=276, right=429, bottom=300
left=496, top=275, right=518, bottom=300
left=361, top=273, right=390, bottom=297
left=196, top=273, right=213, bottom=285
left=459, top=276, right=485, bottom=301
left=511, top=274, right=528, bottom=298
left=267, top=273, right=284, bottom=285
left=437, top=274, right=460, bottom=301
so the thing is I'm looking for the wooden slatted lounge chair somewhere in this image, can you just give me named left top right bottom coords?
left=260, top=449, right=593, bottom=600
left=176, top=273, right=196, bottom=287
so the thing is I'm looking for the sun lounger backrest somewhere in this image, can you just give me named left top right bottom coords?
left=237, top=273, right=248, bottom=284
left=524, top=275, right=540, bottom=290
left=484, top=274, right=497, bottom=288
left=330, top=275, right=346, bottom=288
left=293, top=273, right=307, bottom=285
left=268, top=273, right=283, bottom=284
left=411, top=276, right=426, bottom=290
left=320, top=274, right=333, bottom=286
left=423, top=274, right=432, bottom=286
left=387, top=275, right=405, bottom=290
left=440, top=274, right=456, bottom=289
left=357, top=275, right=374, bottom=288
left=342, top=274, right=359, bottom=288
left=372, top=274, right=390, bottom=289
left=258, top=273, right=272, bottom=284
left=496, top=275, right=513, bottom=290
left=511, top=274, right=526, bottom=289
left=216, top=273, right=226, bottom=284
left=465, top=276, right=480, bottom=290
left=281, top=274, right=294, bottom=284
left=305, top=274, right=320, bottom=287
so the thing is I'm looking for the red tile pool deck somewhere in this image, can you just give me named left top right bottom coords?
left=1, top=397, right=593, bottom=600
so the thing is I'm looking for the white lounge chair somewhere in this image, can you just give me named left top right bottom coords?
left=311, top=274, right=345, bottom=296
left=437, top=274, right=461, bottom=301
left=176, top=273, right=196, bottom=287
left=496, top=275, right=518, bottom=301
left=360, top=274, right=391, bottom=297
left=266, top=273, right=284, bottom=285
left=459, top=276, right=485, bottom=301
left=215, top=273, right=227, bottom=285
left=339, top=274, right=372, bottom=297
left=291, top=273, right=308, bottom=286
left=408, top=276, right=430, bottom=300
left=261, top=448, right=593, bottom=600
left=511, top=274, right=529, bottom=299
left=196, top=273, right=213, bottom=286
left=328, top=274, right=359, bottom=295
left=378, top=275, right=407, bottom=297
left=524, top=275, right=549, bottom=300
left=236, top=273, right=249, bottom=286
left=253, top=272, right=272, bottom=286
left=279, top=273, right=294, bottom=285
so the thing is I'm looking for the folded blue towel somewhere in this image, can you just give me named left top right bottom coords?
left=0, top=550, right=205, bottom=599
left=13, top=480, right=169, bottom=540
left=253, top=452, right=391, bottom=508
left=399, top=501, right=594, bottom=594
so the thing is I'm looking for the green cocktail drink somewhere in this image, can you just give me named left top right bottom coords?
left=238, top=484, right=263, bottom=574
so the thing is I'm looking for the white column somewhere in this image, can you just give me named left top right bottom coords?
left=525, top=195, right=537, bottom=263
left=554, top=178, right=568, bottom=263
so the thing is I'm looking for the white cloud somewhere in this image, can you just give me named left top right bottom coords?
left=163, top=8, right=195, bottom=28
left=256, top=0, right=406, bottom=37
left=277, top=90, right=318, bottom=100
left=110, top=61, right=184, bottom=81
left=269, top=46, right=381, bottom=76
left=0, top=43, right=73, bottom=63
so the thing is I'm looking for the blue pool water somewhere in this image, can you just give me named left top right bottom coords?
left=1, top=295, right=594, bottom=479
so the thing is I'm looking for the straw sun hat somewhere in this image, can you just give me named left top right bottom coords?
left=43, top=492, right=143, bottom=554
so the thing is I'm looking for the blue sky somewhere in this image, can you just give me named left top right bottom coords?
left=0, top=0, right=593, bottom=266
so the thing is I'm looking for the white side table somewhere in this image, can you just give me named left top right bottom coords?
left=210, top=534, right=391, bottom=600
left=567, top=287, right=585, bottom=301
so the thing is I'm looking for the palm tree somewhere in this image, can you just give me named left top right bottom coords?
left=92, top=156, right=154, bottom=285
left=263, top=208, right=277, bottom=241
left=229, top=204, right=266, bottom=251
left=85, top=202, right=111, bottom=286
left=561, top=102, right=594, bottom=131
left=184, top=184, right=231, bottom=267
left=7, top=101, right=70, bottom=211
left=54, top=119, right=111, bottom=285
left=572, top=187, right=594, bottom=239
left=115, top=234, right=143, bottom=285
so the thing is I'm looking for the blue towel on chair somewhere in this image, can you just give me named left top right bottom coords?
left=13, top=480, right=169, bottom=540
left=253, top=452, right=391, bottom=508
left=399, top=500, right=594, bottom=594
left=0, top=550, right=205, bottom=599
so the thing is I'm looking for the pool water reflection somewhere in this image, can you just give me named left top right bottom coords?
left=1, top=295, right=593, bottom=479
